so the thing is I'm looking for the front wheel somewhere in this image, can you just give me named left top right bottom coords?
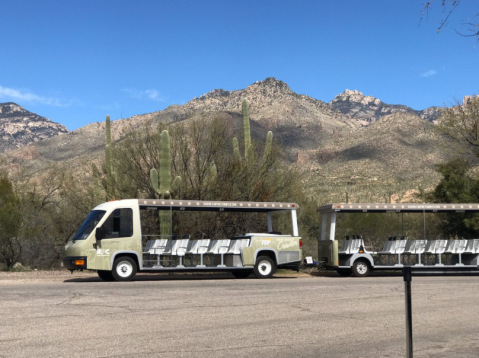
left=352, top=260, right=370, bottom=277
left=254, top=256, right=276, bottom=279
left=112, top=257, right=137, bottom=281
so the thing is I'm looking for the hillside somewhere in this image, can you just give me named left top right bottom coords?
left=0, top=102, right=69, bottom=152
left=1, top=78, right=463, bottom=202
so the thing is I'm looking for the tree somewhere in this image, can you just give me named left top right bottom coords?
left=437, top=95, right=479, bottom=156
left=0, top=176, right=22, bottom=268
left=421, top=0, right=479, bottom=41
left=428, top=158, right=479, bottom=237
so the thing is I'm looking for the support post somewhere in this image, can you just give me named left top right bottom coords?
left=320, top=213, right=328, bottom=241
left=267, top=212, right=273, bottom=233
left=291, top=209, right=299, bottom=237
left=329, top=212, right=336, bottom=241
left=403, top=266, right=413, bottom=358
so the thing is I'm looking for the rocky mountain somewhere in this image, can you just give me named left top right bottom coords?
left=1, top=78, right=465, bottom=202
left=329, top=89, right=443, bottom=125
left=0, top=102, right=69, bottom=152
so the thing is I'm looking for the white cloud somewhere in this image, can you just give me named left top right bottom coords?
left=0, top=85, right=68, bottom=106
left=122, top=88, right=165, bottom=102
left=420, top=70, right=438, bottom=78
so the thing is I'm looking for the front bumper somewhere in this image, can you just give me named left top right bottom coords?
left=63, top=256, right=87, bottom=270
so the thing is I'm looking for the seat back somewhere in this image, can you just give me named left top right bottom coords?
left=456, top=239, right=467, bottom=254
left=445, top=240, right=458, bottom=253
left=207, top=240, right=221, bottom=254
left=218, top=239, right=231, bottom=254
left=395, top=239, right=408, bottom=254
left=186, top=240, right=200, bottom=254
left=465, top=240, right=475, bottom=253
left=425, top=240, right=437, bottom=253
left=144, top=239, right=156, bottom=253
left=340, top=237, right=351, bottom=253
left=435, top=240, right=448, bottom=254
left=404, top=240, right=416, bottom=254
left=152, top=239, right=170, bottom=254
left=172, top=238, right=189, bottom=256
left=415, top=240, right=427, bottom=254
left=197, top=239, right=211, bottom=254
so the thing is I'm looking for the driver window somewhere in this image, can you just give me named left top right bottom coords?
left=101, top=208, right=133, bottom=239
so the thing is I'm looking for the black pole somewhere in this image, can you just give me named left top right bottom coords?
left=403, top=266, right=413, bottom=358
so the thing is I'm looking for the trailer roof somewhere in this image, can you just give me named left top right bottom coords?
left=318, top=203, right=479, bottom=213
left=138, top=199, right=298, bottom=212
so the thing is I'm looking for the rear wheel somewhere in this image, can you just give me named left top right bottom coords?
left=352, top=260, right=370, bottom=277
left=112, top=257, right=137, bottom=281
left=231, top=270, right=252, bottom=279
left=254, top=256, right=276, bottom=279
left=97, top=270, right=114, bottom=281
left=337, top=268, right=352, bottom=277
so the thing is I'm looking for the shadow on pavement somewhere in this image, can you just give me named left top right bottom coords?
left=64, top=272, right=298, bottom=283
left=310, top=270, right=403, bottom=278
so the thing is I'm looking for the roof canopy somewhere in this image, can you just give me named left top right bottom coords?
left=139, top=199, right=298, bottom=212
left=318, top=203, right=479, bottom=214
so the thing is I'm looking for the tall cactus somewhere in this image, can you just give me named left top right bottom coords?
left=233, top=99, right=273, bottom=163
left=242, top=99, right=253, bottom=162
left=263, top=131, right=273, bottom=160
left=101, top=115, right=118, bottom=199
left=150, top=130, right=182, bottom=236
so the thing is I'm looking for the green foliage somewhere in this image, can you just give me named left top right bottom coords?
left=437, top=96, right=479, bottom=156
left=428, top=158, right=479, bottom=238
left=0, top=176, right=22, bottom=268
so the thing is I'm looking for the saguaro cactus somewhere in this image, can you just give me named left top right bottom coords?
left=97, top=115, right=118, bottom=199
left=150, top=130, right=181, bottom=236
left=242, top=99, right=253, bottom=161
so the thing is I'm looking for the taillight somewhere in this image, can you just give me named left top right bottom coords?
left=299, top=239, right=303, bottom=248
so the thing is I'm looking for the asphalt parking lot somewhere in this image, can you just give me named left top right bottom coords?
left=0, top=271, right=478, bottom=358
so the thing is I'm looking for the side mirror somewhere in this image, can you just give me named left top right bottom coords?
left=96, top=227, right=106, bottom=240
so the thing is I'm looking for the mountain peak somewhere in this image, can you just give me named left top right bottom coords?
left=247, top=77, right=292, bottom=92
left=0, top=102, right=69, bottom=152
left=332, top=89, right=381, bottom=106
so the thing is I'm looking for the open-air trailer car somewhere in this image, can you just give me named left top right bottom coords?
left=318, top=203, right=479, bottom=277
left=64, top=199, right=302, bottom=281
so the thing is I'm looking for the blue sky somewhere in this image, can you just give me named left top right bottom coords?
left=0, top=0, right=477, bottom=131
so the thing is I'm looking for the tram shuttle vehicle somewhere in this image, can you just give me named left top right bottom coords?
left=64, top=199, right=302, bottom=281
left=318, top=203, right=479, bottom=277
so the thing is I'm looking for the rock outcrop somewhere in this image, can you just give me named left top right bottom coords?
left=0, top=102, right=69, bottom=152
left=329, top=89, right=443, bottom=125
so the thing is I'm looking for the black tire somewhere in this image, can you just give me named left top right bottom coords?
left=352, top=260, right=370, bottom=277
left=254, top=256, right=276, bottom=279
left=97, top=270, right=115, bottom=281
left=231, top=270, right=252, bottom=279
left=337, top=268, right=352, bottom=277
left=111, top=256, right=137, bottom=281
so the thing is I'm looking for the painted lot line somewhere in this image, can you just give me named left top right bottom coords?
left=0, top=273, right=478, bottom=358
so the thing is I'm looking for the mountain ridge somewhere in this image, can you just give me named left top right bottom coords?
left=0, top=102, right=69, bottom=152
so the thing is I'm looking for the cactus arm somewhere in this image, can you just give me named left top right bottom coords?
left=171, top=176, right=182, bottom=193
left=264, top=131, right=273, bottom=159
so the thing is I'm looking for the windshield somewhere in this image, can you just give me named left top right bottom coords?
left=71, top=210, right=106, bottom=241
